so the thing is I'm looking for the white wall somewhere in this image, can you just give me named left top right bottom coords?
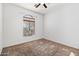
left=44, top=4, right=79, bottom=48
left=3, top=4, right=44, bottom=47
left=0, top=3, right=2, bottom=54
left=3, top=3, right=79, bottom=49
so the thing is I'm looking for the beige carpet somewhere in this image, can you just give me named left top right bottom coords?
left=1, top=39, right=79, bottom=56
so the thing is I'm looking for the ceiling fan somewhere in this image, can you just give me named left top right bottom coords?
left=34, top=3, right=47, bottom=8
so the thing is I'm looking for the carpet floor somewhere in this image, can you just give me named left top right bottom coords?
left=1, top=39, right=79, bottom=56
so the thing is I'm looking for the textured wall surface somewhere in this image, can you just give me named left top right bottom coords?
left=44, top=4, right=79, bottom=48
left=3, top=4, right=44, bottom=47
left=0, top=3, right=2, bottom=54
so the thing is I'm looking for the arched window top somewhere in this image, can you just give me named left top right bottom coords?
left=23, top=14, right=35, bottom=20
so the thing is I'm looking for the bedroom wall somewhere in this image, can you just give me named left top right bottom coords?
left=44, top=3, right=79, bottom=48
left=0, top=3, right=2, bottom=54
left=3, top=3, right=44, bottom=47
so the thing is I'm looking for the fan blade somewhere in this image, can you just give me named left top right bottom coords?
left=35, top=3, right=41, bottom=8
left=43, top=3, right=47, bottom=8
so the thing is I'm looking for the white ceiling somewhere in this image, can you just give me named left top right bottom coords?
left=15, top=3, right=58, bottom=14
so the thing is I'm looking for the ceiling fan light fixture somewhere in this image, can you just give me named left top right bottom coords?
left=43, top=3, right=47, bottom=8
left=34, top=3, right=47, bottom=8
left=34, top=3, right=41, bottom=8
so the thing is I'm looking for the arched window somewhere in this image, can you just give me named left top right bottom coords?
left=23, top=14, right=35, bottom=36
